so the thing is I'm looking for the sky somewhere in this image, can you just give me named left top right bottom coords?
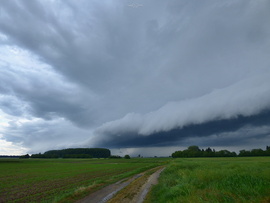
left=0, top=0, right=270, bottom=157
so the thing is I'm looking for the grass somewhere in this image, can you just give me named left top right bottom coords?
left=149, top=157, right=270, bottom=203
left=1, top=157, right=270, bottom=203
left=0, top=158, right=167, bottom=202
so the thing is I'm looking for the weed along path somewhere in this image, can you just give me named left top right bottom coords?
left=77, top=166, right=165, bottom=203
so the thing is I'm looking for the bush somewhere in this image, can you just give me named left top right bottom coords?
left=109, top=155, right=122, bottom=159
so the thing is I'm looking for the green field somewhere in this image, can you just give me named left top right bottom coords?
left=0, top=158, right=166, bottom=202
left=1, top=157, right=270, bottom=203
left=149, top=157, right=270, bottom=203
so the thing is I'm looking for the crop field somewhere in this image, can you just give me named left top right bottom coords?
left=1, top=157, right=270, bottom=203
left=148, top=157, right=270, bottom=203
left=0, top=158, right=167, bottom=203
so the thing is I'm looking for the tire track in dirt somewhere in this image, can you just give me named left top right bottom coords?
left=133, top=167, right=165, bottom=203
left=76, top=174, right=142, bottom=203
left=77, top=166, right=165, bottom=203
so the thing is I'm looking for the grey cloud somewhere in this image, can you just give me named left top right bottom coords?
left=0, top=55, right=96, bottom=125
left=0, top=95, right=28, bottom=116
left=1, top=0, right=269, bottom=110
left=0, top=0, right=270, bottom=154
left=2, top=118, right=92, bottom=154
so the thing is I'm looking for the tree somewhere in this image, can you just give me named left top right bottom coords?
left=172, top=146, right=270, bottom=158
left=216, top=150, right=236, bottom=157
left=186, top=146, right=201, bottom=157
left=203, top=147, right=215, bottom=157
left=266, top=146, right=270, bottom=156
left=238, top=150, right=251, bottom=157
left=124, top=155, right=131, bottom=159
left=205, top=147, right=212, bottom=153
left=250, top=149, right=265, bottom=156
left=20, top=154, right=30, bottom=159
left=172, top=150, right=182, bottom=158
left=188, top=145, right=201, bottom=152
left=32, top=148, right=111, bottom=158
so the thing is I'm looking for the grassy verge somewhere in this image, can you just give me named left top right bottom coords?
left=149, top=157, right=270, bottom=203
left=0, top=158, right=168, bottom=202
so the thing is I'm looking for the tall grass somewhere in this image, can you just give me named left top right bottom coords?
left=150, top=157, right=270, bottom=203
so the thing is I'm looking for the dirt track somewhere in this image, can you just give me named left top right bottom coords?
left=125, top=167, right=165, bottom=203
left=77, top=167, right=165, bottom=203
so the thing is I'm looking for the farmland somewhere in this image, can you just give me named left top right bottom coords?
left=148, top=157, right=270, bottom=203
left=0, top=158, right=167, bottom=202
left=1, top=157, right=270, bottom=203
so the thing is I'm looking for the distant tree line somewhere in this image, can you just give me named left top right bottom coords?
left=238, top=146, right=270, bottom=157
left=1, top=149, right=133, bottom=159
left=31, top=148, right=111, bottom=158
left=0, top=155, right=21, bottom=158
left=172, top=146, right=270, bottom=158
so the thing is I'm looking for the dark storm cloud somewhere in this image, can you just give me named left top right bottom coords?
left=93, top=109, right=270, bottom=148
left=0, top=0, right=270, bottom=154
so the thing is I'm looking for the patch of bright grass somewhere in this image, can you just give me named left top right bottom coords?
left=150, top=157, right=270, bottom=203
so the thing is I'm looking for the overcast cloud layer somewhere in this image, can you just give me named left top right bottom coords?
left=0, top=0, right=270, bottom=156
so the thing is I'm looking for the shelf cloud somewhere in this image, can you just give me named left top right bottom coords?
left=0, top=0, right=270, bottom=156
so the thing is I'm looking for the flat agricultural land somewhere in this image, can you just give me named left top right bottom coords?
left=0, top=158, right=167, bottom=202
left=1, top=157, right=270, bottom=203
left=148, top=157, right=270, bottom=203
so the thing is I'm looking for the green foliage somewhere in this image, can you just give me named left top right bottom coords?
left=124, top=154, right=131, bottom=159
left=150, top=157, right=270, bottom=203
left=31, top=148, right=111, bottom=158
left=188, top=145, right=200, bottom=151
left=172, top=145, right=270, bottom=158
left=109, top=155, right=122, bottom=159
left=239, top=148, right=270, bottom=156
left=239, top=150, right=251, bottom=156
left=19, top=154, right=30, bottom=159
